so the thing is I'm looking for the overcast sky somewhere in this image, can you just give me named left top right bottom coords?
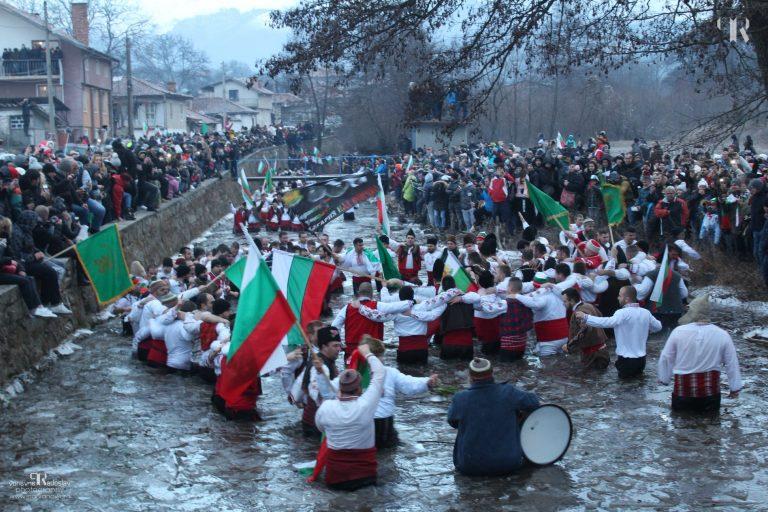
left=135, top=0, right=297, bottom=30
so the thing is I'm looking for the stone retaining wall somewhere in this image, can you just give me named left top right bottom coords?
left=0, top=177, right=240, bottom=387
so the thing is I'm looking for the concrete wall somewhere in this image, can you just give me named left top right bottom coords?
left=0, top=177, right=240, bottom=387
left=410, top=123, right=468, bottom=149
left=118, top=178, right=239, bottom=266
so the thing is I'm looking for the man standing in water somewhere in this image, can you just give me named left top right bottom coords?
left=447, top=358, right=540, bottom=476
left=314, top=344, right=386, bottom=491
left=573, top=285, right=661, bottom=379
left=657, top=294, right=743, bottom=413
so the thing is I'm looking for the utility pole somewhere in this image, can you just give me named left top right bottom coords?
left=221, top=65, right=227, bottom=134
left=43, top=1, right=56, bottom=144
left=126, top=36, right=134, bottom=138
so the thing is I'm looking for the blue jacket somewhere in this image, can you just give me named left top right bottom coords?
left=447, top=379, right=540, bottom=476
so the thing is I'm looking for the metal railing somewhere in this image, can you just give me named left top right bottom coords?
left=0, top=59, right=61, bottom=78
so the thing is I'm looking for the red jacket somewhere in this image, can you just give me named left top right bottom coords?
left=488, top=176, right=509, bottom=202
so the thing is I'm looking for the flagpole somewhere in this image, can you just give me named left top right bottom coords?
left=608, top=225, right=615, bottom=247
left=336, top=265, right=386, bottom=283
left=43, top=244, right=76, bottom=262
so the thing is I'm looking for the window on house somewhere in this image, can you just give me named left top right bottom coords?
left=146, top=103, right=156, bottom=124
left=10, top=116, right=24, bottom=130
left=83, top=90, right=88, bottom=113
left=228, top=89, right=239, bottom=102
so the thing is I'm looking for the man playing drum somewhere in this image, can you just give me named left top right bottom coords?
left=447, top=358, right=540, bottom=476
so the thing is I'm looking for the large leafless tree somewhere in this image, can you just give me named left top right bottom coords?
left=263, top=0, right=768, bottom=146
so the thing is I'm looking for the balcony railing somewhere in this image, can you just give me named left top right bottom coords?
left=0, top=59, right=62, bottom=78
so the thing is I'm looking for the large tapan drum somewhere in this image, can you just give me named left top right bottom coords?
left=520, top=405, right=573, bottom=465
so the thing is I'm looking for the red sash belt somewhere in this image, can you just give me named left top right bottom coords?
left=534, top=317, right=569, bottom=342
left=500, top=334, right=527, bottom=353
left=399, top=268, right=419, bottom=282
left=473, top=317, right=500, bottom=342
left=673, top=370, right=721, bottom=398
left=582, top=343, right=607, bottom=356
left=147, top=339, right=167, bottom=366
left=329, top=275, right=345, bottom=292
left=352, top=276, right=370, bottom=284
left=325, top=447, right=377, bottom=485
left=426, top=271, right=434, bottom=286
left=398, top=335, right=428, bottom=352
left=426, top=319, right=441, bottom=338
left=302, top=397, right=318, bottom=427
left=443, top=329, right=473, bottom=347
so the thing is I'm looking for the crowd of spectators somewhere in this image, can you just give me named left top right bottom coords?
left=2, top=45, right=63, bottom=76
left=383, top=132, right=768, bottom=285
left=0, top=127, right=279, bottom=319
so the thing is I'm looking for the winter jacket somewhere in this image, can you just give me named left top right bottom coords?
left=488, top=176, right=508, bottom=202
left=751, top=189, right=766, bottom=233
left=653, top=197, right=689, bottom=232
left=432, top=181, right=449, bottom=210
left=448, top=380, right=540, bottom=476
left=459, top=184, right=475, bottom=210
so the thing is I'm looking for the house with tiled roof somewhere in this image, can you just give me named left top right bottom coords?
left=112, top=77, right=192, bottom=137
left=199, top=78, right=273, bottom=126
left=188, top=96, right=260, bottom=132
left=0, top=0, right=117, bottom=147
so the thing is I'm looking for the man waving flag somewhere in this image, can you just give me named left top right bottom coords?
left=217, top=227, right=296, bottom=410
left=376, top=174, right=391, bottom=236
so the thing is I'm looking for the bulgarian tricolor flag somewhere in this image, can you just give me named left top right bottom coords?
left=376, top=174, right=390, bottom=236
left=556, top=132, right=566, bottom=149
left=271, top=250, right=335, bottom=347
left=217, top=230, right=296, bottom=409
left=649, top=246, right=672, bottom=307
left=443, top=251, right=472, bottom=292
left=238, top=169, right=254, bottom=208
left=307, top=348, right=371, bottom=482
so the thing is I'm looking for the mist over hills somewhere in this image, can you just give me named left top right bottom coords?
left=168, top=8, right=290, bottom=69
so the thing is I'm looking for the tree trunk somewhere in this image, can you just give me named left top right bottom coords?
left=745, top=1, right=768, bottom=99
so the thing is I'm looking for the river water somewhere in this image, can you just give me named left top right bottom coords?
left=2, top=202, right=768, bottom=511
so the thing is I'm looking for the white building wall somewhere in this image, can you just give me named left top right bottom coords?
left=0, top=15, right=48, bottom=50
left=410, top=124, right=468, bottom=149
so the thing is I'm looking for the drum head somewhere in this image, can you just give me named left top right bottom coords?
left=520, top=404, right=572, bottom=465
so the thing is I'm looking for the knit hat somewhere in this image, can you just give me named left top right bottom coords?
left=580, top=239, right=601, bottom=255
left=697, top=178, right=708, bottom=189
left=426, top=237, right=438, bottom=245
left=469, top=358, right=492, bottom=380
left=406, top=228, right=416, bottom=237
left=339, top=369, right=362, bottom=393
left=476, top=232, right=487, bottom=244
left=158, top=292, right=178, bottom=305
left=679, top=294, right=711, bottom=325
left=749, top=178, right=764, bottom=191
left=533, top=271, right=549, bottom=288
left=316, top=326, right=341, bottom=347
left=148, top=280, right=165, bottom=293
